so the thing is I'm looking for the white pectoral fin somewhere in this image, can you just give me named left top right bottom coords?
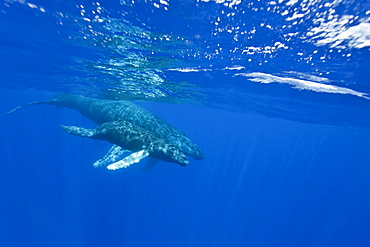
left=93, top=145, right=129, bottom=168
left=107, top=150, right=149, bottom=170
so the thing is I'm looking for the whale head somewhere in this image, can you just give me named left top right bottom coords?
left=168, top=137, right=205, bottom=160
left=151, top=143, right=189, bottom=166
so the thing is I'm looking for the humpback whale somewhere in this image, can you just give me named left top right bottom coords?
left=61, top=121, right=189, bottom=170
left=8, top=94, right=205, bottom=160
left=9, top=94, right=204, bottom=170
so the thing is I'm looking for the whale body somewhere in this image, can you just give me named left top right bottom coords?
left=9, top=94, right=205, bottom=161
left=61, top=121, right=189, bottom=170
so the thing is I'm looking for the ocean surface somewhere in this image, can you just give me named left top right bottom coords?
left=1, top=0, right=370, bottom=246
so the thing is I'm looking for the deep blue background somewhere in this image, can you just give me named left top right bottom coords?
left=1, top=90, right=370, bottom=247
left=1, top=0, right=370, bottom=246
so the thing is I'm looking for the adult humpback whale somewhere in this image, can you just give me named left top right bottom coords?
left=9, top=94, right=204, bottom=168
left=61, top=121, right=189, bottom=170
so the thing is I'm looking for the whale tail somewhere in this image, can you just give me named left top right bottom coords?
left=7, top=94, right=75, bottom=114
left=61, top=125, right=95, bottom=138
left=7, top=100, right=53, bottom=114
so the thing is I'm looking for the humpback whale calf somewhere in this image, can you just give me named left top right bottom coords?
left=9, top=94, right=204, bottom=169
left=61, top=121, right=189, bottom=170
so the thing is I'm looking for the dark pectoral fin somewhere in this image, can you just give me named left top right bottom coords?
left=61, top=125, right=95, bottom=138
left=141, top=158, right=159, bottom=172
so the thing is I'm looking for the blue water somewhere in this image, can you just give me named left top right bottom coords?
left=1, top=0, right=370, bottom=246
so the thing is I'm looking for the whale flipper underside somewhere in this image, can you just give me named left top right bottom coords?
left=93, top=145, right=129, bottom=168
left=107, top=150, right=149, bottom=170
left=94, top=145, right=157, bottom=170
